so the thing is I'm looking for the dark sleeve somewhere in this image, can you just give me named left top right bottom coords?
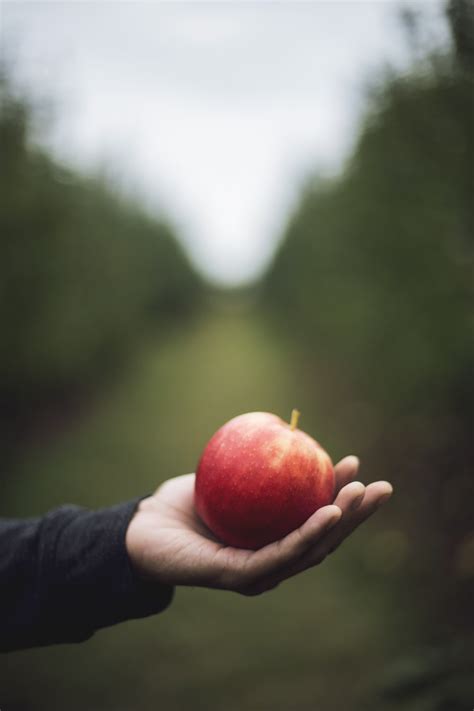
left=0, top=499, right=174, bottom=652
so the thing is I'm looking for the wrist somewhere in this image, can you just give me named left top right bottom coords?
left=125, top=496, right=154, bottom=581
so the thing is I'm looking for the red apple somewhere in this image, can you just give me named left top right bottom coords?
left=194, top=410, right=335, bottom=549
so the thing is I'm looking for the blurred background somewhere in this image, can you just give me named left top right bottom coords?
left=1, top=1, right=472, bottom=709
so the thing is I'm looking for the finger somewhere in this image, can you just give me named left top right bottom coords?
left=239, top=504, right=342, bottom=585
left=238, top=483, right=363, bottom=592
left=334, top=456, right=360, bottom=495
left=317, top=479, right=393, bottom=552
left=256, top=481, right=393, bottom=590
left=155, top=472, right=196, bottom=498
left=248, top=481, right=365, bottom=589
left=286, top=480, right=393, bottom=581
left=333, top=480, right=366, bottom=513
left=306, top=480, right=393, bottom=562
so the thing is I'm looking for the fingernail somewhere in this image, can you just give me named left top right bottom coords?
left=345, top=455, right=360, bottom=470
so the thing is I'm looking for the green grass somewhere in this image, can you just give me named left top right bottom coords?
left=1, top=306, right=414, bottom=711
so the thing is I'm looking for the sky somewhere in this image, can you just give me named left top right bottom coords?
left=1, top=1, right=448, bottom=285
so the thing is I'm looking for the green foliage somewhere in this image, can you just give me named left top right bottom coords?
left=263, top=7, right=473, bottom=707
left=1, top=6, right=473, bottom=709
left=264, top=52, right=472, bottom=414
left=0, top=71, right=201, bottom=395
left=0, top=308, right=416, bottom=711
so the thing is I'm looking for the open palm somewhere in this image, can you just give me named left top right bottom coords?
left=126, top=456, right=392, bottom=596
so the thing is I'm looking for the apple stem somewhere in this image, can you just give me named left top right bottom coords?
left=290, top=409, right=300, bottom=431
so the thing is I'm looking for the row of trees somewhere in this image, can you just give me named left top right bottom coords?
left=0, top=71, right=201, bottom=445
left=263, top=2, right=473, bottom=708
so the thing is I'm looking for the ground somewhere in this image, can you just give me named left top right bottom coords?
left=1, top=306, right=414, bottom=711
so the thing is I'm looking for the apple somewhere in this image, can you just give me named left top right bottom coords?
left=194, top=410, right=335, bottom=549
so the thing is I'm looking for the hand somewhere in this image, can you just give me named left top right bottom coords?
left=125, top=457, right=392, bottom=596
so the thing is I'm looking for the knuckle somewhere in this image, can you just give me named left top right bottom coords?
left=238, top=586, right=263, bottom=597
left=217, top=564, right=240, bottom=590
left=314, top=552, right=327, bottom=565
left=243, top=573, right=281, bottom=596
left=218, top=555, right=255, bottom=591
left=238, top=581, right=273, bottom=597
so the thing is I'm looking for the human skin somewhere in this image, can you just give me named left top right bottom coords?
left=126, top=456, right=393, bottom=596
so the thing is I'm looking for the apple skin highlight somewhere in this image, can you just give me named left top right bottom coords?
left=195, top=411, right=335, bottom=550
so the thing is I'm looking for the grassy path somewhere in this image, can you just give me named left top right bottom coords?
left=1, top=306, right=409, bottom=711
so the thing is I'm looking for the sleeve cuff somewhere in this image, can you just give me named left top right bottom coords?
left=34, top=498, right=174, bottom=647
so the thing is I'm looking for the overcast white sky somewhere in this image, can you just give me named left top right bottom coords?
left=2, top=1, right=448, bottom=285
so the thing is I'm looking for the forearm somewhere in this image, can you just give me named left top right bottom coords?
left=0, top=500, right=174, bottom=652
